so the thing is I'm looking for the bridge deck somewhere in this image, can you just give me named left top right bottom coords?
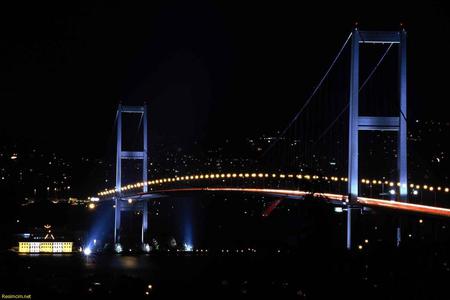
left=107, top=187, right=450, bottom=218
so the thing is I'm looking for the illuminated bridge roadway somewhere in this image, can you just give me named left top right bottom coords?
left=97, top=172, right=450, bottom=218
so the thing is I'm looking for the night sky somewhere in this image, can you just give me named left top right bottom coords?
left=1, top=1, right=449, bottom=157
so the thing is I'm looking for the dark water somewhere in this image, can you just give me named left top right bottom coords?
left=1, top=245, right=449, bottom=299
left=2, top=195, right=450, bottom=299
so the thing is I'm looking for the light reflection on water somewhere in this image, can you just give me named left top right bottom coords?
left=83, top=254, right=155, bottom=271
left=110, top=255, right=143, bottom=269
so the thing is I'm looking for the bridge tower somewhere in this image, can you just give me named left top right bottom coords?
left=347, top=28, right=407, bottom=249
left=114, top=103, right=149, bottom=249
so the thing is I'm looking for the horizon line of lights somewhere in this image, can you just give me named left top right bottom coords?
left=97, top=172, right=450, bottom=197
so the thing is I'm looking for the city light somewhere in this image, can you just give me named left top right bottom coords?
left=88, top=203, right=95, bottom=209
left=184, top=243, right=193, bottom=252
left=115, top=243, right=123, bottom=253
left=334, top=207, right=343, bottom=213
left=83, top=247, right=92, bottom=256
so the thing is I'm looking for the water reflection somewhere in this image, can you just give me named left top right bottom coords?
left=113, top=256, right=140, bottom=269
left=83, top=254, right=155, bottom=272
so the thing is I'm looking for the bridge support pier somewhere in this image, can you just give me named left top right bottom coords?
left=114, top=199, right=149, bottom=246
left=141, top=201, right=148, bottom=244
left=114, top=199, right=121, bottom=244
left=346, top=205, right=352, bottom=250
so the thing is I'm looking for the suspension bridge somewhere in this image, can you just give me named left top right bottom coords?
left=95, top=28, right=450, bottom=251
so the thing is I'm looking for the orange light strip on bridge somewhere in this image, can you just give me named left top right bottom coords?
left=357, top=196, right=450, bottom=218
left=204, top=187, right=309, bottom=197
left=203, top=188, right=348, bottom=203
left=144, top=187, right=450, bottom=218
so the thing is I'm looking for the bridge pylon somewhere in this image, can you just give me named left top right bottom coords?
left=347, top=28, right=407, bottom=249
left=114, top=103, right=149, bottom=250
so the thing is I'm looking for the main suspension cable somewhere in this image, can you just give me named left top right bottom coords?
left=261, top=31, right=353, bottom=158
left=312, top=43, right=394, bottom=146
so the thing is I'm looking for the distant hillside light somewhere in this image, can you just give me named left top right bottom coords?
left=10, top=154, right=17, bottom=160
